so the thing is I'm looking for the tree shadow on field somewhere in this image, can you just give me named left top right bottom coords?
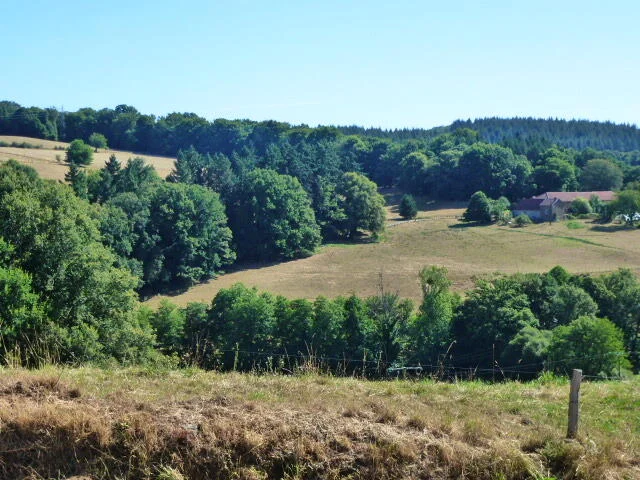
left=590, top=224, right=635, bottom=233
left=448, top=221, right=490, bottom=229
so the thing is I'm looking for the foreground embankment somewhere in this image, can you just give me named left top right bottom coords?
left=0, top=367, right=637, bottom=479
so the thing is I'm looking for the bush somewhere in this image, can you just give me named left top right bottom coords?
left=398, top=194, right=418, bottom=219
left=88, top=132, right=108, bottom=151
left=514, top=214, right=532, bottom=227
left=463, top=191, right=492, bottom=223
left=66, top=139, right=93, bottom=165
left=570, top=197, right=592, bottom=215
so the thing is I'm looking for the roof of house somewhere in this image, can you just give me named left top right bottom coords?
left=533, top=191, right=616, bottom=202
left=513, top=198, right=544, bottom=210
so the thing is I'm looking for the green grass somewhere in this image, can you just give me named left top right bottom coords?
left=566, top=220, right=585, bottom=230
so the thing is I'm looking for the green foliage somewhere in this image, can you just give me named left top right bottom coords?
left=566, top=221, right=584, bottom=230
left=547, top=316, right=631, bottom=377
left=500, top=326, right=552, bottom=378
left=0, top=265, right=50, bottom=366
left=0, top=162, right=155, bottom=364
left=580, top=159, right=623, bottom=191
left=533, top=155, right=578, bottom=192
left=579, top=269, right=640, bottom=372
left=65, top=164, right=88, bottom=199
left=170, top=147, right=236, bottom=199
left=406, top=266, right=454, bottom=366
left=87, top=132, right=108, bottom=150
left=398, top=151, right=430, bottom=193
left=143, top=182, right=235, bottom=289
left=150, top=300, right=186, bottom=355
left=463, top=191, right=492, bottom=223
left=541, top=284, right=598, bottom=329
left=208, top=283, right=275, bottom=369
left=365, top=290, right=413, bottom=368
left=570, top=197, right=592, bottom=215
left=453, top=276, right=539, bottom=368
left=514, top=213, right=533, bottom=227
left=334, top=172, right=386, bottom=238
left=398, top=194, right=418, bottom=219
left=456, top=143, right=532, bottom=199
left=65, top=139, right=94, bottom=166
left=610, top=190, right=640, bottom=225
left=229, top=168, right=321, bottom=261
left=490, top=196, right=511, bottom=221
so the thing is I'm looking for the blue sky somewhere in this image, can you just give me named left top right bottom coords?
left=2, top=0, right=638, bottom=128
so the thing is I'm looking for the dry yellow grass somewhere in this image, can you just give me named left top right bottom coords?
left=0, top=135, right=175, bottom=180
left=0, top=367, right=637, bottom=479
left=149, top=205, right=640, bottom=307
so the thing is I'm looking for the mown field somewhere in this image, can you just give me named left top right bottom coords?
left=0, top=135, right=175, bottom=180
left=149, top=196, right=640, bottom=307
left=0, top=367, right=637, bottom=479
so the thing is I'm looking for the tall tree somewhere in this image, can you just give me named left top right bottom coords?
left=580, top=159, right=623, bottom=191
left=334, top=172, right=386, bottom=238
left=228, top=169, right=321, bottom=261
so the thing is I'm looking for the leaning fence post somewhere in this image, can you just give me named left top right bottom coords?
left=566, top=369, right=582, bottom=439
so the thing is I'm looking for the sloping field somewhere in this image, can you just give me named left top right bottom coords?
left=0, top=135, right=175, bottom=180
left=0, top=367, right=637, bottom=479
left=149, top=206, right=640, bottom=307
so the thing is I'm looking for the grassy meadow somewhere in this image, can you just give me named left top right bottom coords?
left=0, top=135, right=176, bottom=180
left=0, top=367, right=637, bottom=479
left=2, top=136, right=638, bottom=308
left=149, top=194, right=640, bottom=307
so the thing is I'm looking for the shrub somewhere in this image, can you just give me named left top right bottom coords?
left=463, top=191, right=492, bottom=223
left=88, top=132, right=108, bottom=151
left=514, top=214, right=532, bottom=227
left=66, top=139, right=93, bottom=166
left=398, top=194, right=418, bottom=219
left=570, top=197, right=592, bottom=215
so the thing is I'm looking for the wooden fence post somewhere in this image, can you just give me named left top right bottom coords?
left=567, top=369, right=582, bottom=439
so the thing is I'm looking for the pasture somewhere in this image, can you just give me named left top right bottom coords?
left=0, top=135, right=176, bottom=180
left=149, top=199, right=640, bottom=306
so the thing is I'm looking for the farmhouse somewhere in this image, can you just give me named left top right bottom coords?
left=513, top=191, right=615, bottom=221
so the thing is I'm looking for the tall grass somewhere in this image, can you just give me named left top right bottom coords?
left=0, top=367, right=637, bottom=479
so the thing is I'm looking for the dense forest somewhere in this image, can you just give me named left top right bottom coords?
left=1, top=100, right=639, bottom=378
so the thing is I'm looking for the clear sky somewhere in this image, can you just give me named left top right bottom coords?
left=2, top=0, right=638, bottom=129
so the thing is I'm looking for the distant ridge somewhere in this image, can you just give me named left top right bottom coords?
left=336, top=117, right=640, bottom=151
left=2, top=99, right=640, bottom=154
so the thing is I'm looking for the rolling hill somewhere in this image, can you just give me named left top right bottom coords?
left=147, top=194, right=640, bottom=307
left=0, top=135, right=176, bottom=181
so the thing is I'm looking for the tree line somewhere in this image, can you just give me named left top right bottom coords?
left=0, top=159, right=636, bottom=377
left=2, top=101, right=640, bottom=204
left=137, top=264, right=639, bottom=379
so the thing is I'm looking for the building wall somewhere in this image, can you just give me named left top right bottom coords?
left=513, top=209, right=542, bottom=220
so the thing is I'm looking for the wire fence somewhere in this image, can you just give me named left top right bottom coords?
left=190, top=344, right=630, bottom=382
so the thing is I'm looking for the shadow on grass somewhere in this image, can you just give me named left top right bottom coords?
left=590, top=224, right=636, bottom=233
left=140, top=235, right=379, bottom=301
left=448, top=221, right=491, bottom=229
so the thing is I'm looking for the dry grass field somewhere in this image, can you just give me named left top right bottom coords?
left=2, top=137, right=637, bottom=308
left=149, top=197, right=640, bottom=307
left=0, top=135, right=176, bottom=180
left=0, top=367, right=637, bottom=479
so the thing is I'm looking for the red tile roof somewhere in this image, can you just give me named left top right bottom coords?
left=533, top=191, right=616, bottom=202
